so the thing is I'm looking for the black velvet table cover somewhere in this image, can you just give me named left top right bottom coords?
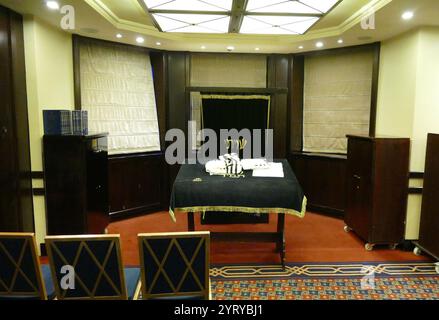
left=169, top=159, right=307, bottom=221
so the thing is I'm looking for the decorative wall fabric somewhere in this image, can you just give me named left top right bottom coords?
left=303, top=49, right=374, bottom=154
left=190, top=53, right=267, bottom=88
left=80, top=42, right=160, bottom=154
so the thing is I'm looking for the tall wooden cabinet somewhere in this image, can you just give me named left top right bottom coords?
left=415, top=133, right=439, bottom=259
left=43, top=134, right=109, bottom=235
left=0, top=6, right=34, bottom=232
left=344, top=135, right=410, bottom=250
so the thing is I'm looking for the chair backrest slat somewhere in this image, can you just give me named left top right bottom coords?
left=138, top=231, right=210, bottom=300
left=45, top=235, right=128, bottom=300
left=0, top=233, right=47, bottom=300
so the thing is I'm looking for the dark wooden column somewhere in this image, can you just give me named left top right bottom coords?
left=267, top=55, right=289, bottom=159
left=0, top=6, right=34, bottom=232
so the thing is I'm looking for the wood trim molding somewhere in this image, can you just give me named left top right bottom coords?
left=290, top=151, right=347, bottom=160
left=108, top=151, right=164, bottom=161
left=369, top=43, right=381, bottom=136
left=31, top=171, right=44, bottom=179
left=408, top=187, right=423, bottom=195
left=73, top=35, right=81, bottom=111
left=409, top=172, right=424, bottom=179
left=289, top=55, right=304, bottom=152
left=109, top=203, right=164, bottom=221
left=186, top=87, right=287, bottom=94
left=307, top=204, right=344, bottom=218
left=33, top=188, right=45, bottom=196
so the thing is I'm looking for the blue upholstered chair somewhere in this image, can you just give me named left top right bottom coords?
left=45, top=235, right=140, bottom=300
left=138, top=231, right=210, bottom=300
left=0, top=233, right=55, bottom=300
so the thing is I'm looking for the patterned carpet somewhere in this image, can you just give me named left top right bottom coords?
left=210, top=262, right=439, bottom=300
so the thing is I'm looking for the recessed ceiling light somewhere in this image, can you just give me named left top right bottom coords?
left=226, top=46, right=235, bottom=51
left=255, top=47, right=260, bottom=51
left=136, top=36, right=145, bottom=44
left=156, top=42, right=161, bottom=46
left=46, top=1, right=60, bottom=10
left=201, top=45, right=206, bottom=49
left=402, top=11, right=414, bottom=20
left=298, top=45, right=304, bottom=49
left=337, top=39, right=343, bottom=44
left=116, top=33, right=123, bottom=38
left=316, top=41, right=324, bottom=48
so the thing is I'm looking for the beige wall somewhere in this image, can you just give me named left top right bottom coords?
left=23, top=16, right=74, bottom=249
left=376, top=27, right=439, bottom=240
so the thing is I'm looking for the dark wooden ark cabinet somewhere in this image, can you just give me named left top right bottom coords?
left=344, top=135, right=410, bottom=250
left=414, top=133, right=439, bottom=259
left=43, top=134, right=109, bottom=235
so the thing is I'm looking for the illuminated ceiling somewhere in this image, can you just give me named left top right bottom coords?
left=2, top=0, right=439, bottom=53
left=143, top=0, right=341, bottom=34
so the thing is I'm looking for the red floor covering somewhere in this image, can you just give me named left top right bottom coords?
left=107, top=211, right=429, bottom=265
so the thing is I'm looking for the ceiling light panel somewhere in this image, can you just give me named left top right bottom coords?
left=144, top=0, right=233, bottom=11
left=245, top=0, right=286, bottom=11
left=246, top=0, right=321, bottom=14
left=240, top=15, right=318, bottom=34
left=299, top=0, right=339, bottom=13
left=152, top=13, right=230, bottom=33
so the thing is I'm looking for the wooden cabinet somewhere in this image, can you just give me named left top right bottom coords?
left=108, top=153, right=166, bottom=217
left=415, top=134, right=439, bottom=259
left=289, top=152, right=347, bottom=216
left=345, top=136, right=410, bottom=249
left=43, top=134, right=109, bottom=235
left=0, top=6, right=34, bottom=232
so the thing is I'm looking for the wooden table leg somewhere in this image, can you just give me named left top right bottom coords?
left=277, top=213, right=286, bottom=269
left=188, top=212, right=195, bottom=231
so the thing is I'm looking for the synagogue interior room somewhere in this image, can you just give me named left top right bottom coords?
left=0, top=0, right=439, bottom=303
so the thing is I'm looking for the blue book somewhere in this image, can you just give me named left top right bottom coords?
left=72, top=110, right=88, bottom=135
left=43, top=110, right=72, bottom=135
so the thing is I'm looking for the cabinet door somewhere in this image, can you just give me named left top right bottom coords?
left=86, top=137, right=109, bottom=233
left=419, top=134, right=439, bottom=257
left=345, top=138, right=373, bottom=240
left=135, top=157, right=162, bottom=208
left=44, top=138, right=86, bottom=235
left=108, top=159, right=126, bottom=212
left=108, top=155, right=164, bottom=215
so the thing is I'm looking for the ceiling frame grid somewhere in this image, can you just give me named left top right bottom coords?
left=142, top=0, right=342, bottom=34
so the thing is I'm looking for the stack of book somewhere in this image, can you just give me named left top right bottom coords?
left=72, top=110, right=88, bottom=135
left=43, top=110, right=88, bottom=135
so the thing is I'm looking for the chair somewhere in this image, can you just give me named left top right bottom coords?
left=45, top=235, right=140, bottom=300
left=138, top=231, right=210, bottom=300
left=0, top=233, right=55, bottom=300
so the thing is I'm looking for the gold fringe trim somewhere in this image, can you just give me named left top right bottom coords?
left=169, top=196, right=307, bottom=222
left=201, top=94, right=270, bottom=101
